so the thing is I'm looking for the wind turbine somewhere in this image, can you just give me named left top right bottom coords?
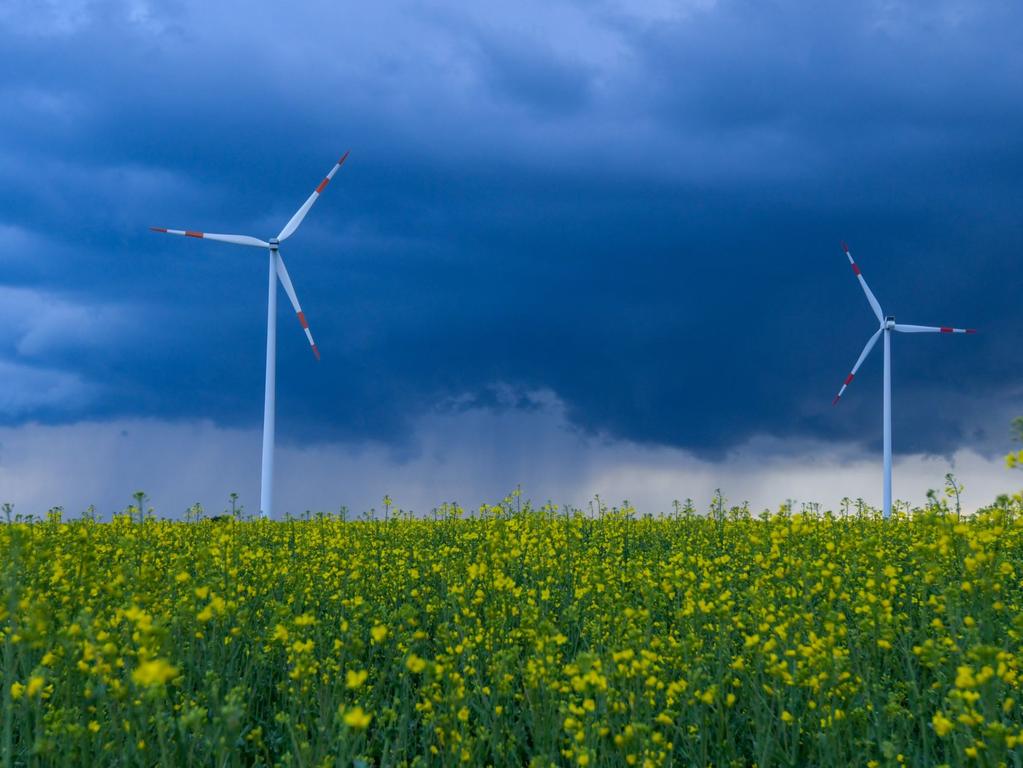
left=150, top=153, right=349, bottom=518
left=832, top=242, right=975, bottom=519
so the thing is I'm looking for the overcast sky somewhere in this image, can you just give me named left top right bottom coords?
left=1, top=0, right=1021, bottom=516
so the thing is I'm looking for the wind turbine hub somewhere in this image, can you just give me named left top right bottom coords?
left=885, top=316, right=895, bottom=329
left=269, top=237, right=280, bottom=250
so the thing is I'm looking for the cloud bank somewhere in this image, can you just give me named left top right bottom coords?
left=1, top=391, right=1017, bottom=518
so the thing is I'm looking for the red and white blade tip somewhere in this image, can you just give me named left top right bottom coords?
left=840, top=241, right=850, bottom=253
left=150, top=227, right=203, bottom=238
left=832, top=374, right=854, bottom=406
left=338, top=150, right=350, bottom=165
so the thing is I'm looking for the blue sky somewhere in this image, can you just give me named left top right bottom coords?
left=1, top=0, right=1021, bottom=515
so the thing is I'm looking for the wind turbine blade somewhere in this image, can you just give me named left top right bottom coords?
left=841, top=242, right=884, bottom=324
left=833, top=327, right=882, bottom=405
left=275, top=252, right=320, bottom=360
left=150, top=228, right=269, bottom=248
left=894, top=324, right=977, bottom=334
left=277, top=152, right=350, bottom=242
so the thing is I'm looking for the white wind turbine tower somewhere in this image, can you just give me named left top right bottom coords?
left=151, top=153, right=349, bottom=518
left=832, top=242, right=975, bottom=519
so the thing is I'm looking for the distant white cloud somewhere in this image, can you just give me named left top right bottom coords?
left=0, top=360, right=95, bottom=416
left=0, top=225, right=60, bottom=265
left=1, top=86, right=84, bottom=125
left=0, top=285, right=138, bottom=417
left=0, top=391, right=1015, bottom=518
left=0, top=0, right=93, bottom=36
left=0, top=156, right=215, bottom=234
left=0, top=285, right=133, bottom=358
left=0, top=0, right=174, bottom=37
left=601, top=0, right=717, bottom=25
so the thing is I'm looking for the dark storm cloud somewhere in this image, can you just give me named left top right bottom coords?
left=0, top=0, right=1021, bottom=458
left=474, top=35, right=593, bottom=116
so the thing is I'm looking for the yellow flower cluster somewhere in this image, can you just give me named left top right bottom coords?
left=1, top=499, right=1023, bottom=766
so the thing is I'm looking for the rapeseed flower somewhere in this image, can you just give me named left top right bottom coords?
left=346, top=669, right=368, bottom=689
left=342, top=706, right=372, bottom=729
left=932, top=713, right=954, bottom=737
left=131, top=659, right=178, bottom=687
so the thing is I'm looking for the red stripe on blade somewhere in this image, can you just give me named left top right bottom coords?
left=297, top=311, right=309, bottom=329
left=185, top=231, right=203, bottom=238
left=844, top=374, right=854, bottom=385
left=840, top=241, right=849, bottom=253
left=149, top=227, right=168, bottom=233
left=851, top=263, right=861, bottom=275
left=315, top=178, right=329, bottom=194
left=966, top=328, right=977, bottom=334
left=832, top=395, right=841, bottom=405
left=940, top=327, right=953, bottom=333
left=311, top=344, right=321, bottom=360
left=338, top=150, right=350, bottom=165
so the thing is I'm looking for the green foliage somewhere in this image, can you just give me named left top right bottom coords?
left=1008, top=417, right=1023, bottom=470
left=2, top=498, right=1023, bottom=766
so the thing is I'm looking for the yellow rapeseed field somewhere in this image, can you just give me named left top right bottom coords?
left=2, top=497, right=1023, bottom=767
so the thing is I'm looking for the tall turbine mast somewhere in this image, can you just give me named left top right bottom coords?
left=832, top=243, right=975, bottom=519
left=151, top=152, right=349, bottom=517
